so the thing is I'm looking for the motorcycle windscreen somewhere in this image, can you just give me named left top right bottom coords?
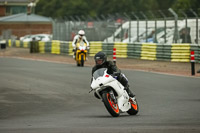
left=93, top=68, right=107, bottom=80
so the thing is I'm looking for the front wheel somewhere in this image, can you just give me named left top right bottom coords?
left=81, top=55, right=84, bottom=67
left=76, top=62, right=80, bottom=66
left=127, top=97, right=139, bottom=115
left=102, top=92, right=120, bottom=117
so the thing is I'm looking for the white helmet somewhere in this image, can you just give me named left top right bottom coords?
left=78, top=30, right=85, bottom=36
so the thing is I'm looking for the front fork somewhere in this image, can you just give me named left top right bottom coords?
left=92, top=87, right=117, bottom=104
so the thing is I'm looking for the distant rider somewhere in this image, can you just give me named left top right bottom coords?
left=72, top=30, right=89, bottom=59
left=92, top=51, right=135, bottom=98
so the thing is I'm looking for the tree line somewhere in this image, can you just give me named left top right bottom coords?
left=35, top=0, right=200, bottom=20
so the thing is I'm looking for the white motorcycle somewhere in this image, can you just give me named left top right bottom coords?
left=90, top=68, right=139, bottom=117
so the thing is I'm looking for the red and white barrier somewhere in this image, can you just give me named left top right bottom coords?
left=190, top=51, right=195, bottom=62
left=190, top=51, right=195, bottom=75
left=113, top=48, right=116, bottom=65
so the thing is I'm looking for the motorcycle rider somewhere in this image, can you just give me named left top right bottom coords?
left=92, top=51, right=135, bottom=98
left=72, top=30, right=89, bottom=59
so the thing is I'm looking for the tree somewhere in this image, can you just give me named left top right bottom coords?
left=35, top=0, right=200, bottom=19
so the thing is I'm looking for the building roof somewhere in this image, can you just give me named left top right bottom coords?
left=0, top=13, right=52, bottom=23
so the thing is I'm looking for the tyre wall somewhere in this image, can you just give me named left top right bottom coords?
left=7, top=40, right=200, bottom=63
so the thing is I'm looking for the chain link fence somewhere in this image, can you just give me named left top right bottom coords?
left=1, top=9, right=200, bottom=45
left=52, top=20, right=117, bottom=41
left=52, top=9, right=200, bottom=44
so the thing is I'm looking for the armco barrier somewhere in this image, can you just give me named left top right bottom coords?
left=39, top=41, right=45, bottom=53
left=60, top=41, right=69, bottom=54
left=114, top=42, right=128, bottom=58
left=89, top=41, right=102, bottom=56
left=9, top=40, right=200, bottom=63
left=51, top=40, right=60, bottom=54
left=68, top=41, right=73, bottom=55
left=171, top=43, right=191, bottom=62
left=156, top=44, right=171, bottom=61
left=8, top=39, right=12, bottom=47
left=45, top=42, right=53, bottom=53
left=30, top=41, right=39, bottom=53
left=102, top=42, right=114, bottom=55
left=191, top=44, right=200, bottom=63
left=141, top=43, right=157, bottom=60
left=127, top=43, right=142, bottom=59
left=15, top=40, right=21, bottom=48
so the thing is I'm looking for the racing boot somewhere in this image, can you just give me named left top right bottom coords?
left=125, top=85, right=135, bottom=97
left=73, top=53, right=76, bottom=60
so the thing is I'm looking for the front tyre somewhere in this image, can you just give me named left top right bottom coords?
left=81, top=55, right=84, bottom=67
left=76, top=62, right=80, bottom=66
left=127, top=97, right=139, bottom=115
left=102, top=92, right=120, bottom=117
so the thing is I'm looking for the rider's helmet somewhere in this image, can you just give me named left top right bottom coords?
left=94, top=51, right=107, bottom=66
left=78, top=30, right=85, bottom=38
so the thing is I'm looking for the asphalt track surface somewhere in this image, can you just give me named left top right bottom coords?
left=0, top=57, right=200, bottom=133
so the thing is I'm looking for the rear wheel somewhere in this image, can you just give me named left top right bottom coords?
left=127, top=97, right=139, bottom=115
left=102, top=92, right=120, bottom=117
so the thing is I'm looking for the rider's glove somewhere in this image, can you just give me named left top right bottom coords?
left=87, top=46, right=90, bottom=50
left=111, top=72, right=120, bottom=79
left=113, top=72, right=120, bottom=76
left=72, top=48, right=76, bottom=52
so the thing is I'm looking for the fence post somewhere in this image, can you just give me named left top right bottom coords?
left=124, top=13, right=131, bottom=43
left=181, top=10, right=188, bottom=43
left=131, top=12, right=139, bottom=42
left=168, top=8, right=179, bottom=43
left=191, top=51, right=195, bottom=75
left=159, top=10, right=167, bottom=43
left=113, top=48, right=116, bottom=65
left=149, top=11, right=157, bottom=43
left=140, top=12, right=148, bottom=43
left=190, top=9, right=198, bottom=44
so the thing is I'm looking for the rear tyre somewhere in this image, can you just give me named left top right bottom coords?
left=127, top=98, right=139, bottom=115
left=102, top=92, right=120, bottom=117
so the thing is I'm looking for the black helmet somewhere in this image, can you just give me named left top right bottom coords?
left=94, top=51, right=107, bottom=66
